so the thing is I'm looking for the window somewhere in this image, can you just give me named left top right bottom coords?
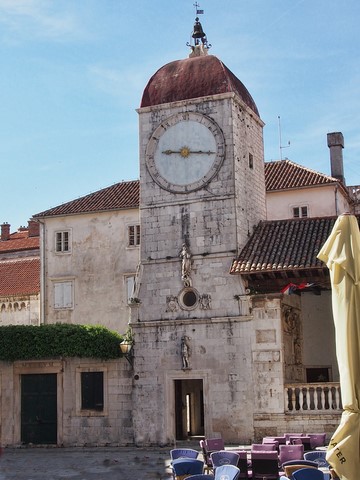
left=128, top=225, right=140, bottom=247
left=54, top=281, right=73, bottom=309
left=292, top=205, right=308, bottom=218
left=55, top=230, right=71, bottom=253
left=248, top=152, right=254, bottom=169
left=81, top=371, right=104, bottom=411
left=125, top=275, right=136, bottom=303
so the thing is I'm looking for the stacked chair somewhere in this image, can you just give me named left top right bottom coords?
left=250, top=450, right=280, bottom=480
left=292, top=468, right=325, bottom=480
left=303, top=450, right=329, bottom=468
left=278, top=444, right=304, bottom=465
left=171, top=458, right=204, bottom=480
left=281, top=460, right=319, bottom=479
left=171, top=449, right=200, bottom=461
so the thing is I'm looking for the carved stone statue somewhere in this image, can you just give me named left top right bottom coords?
left=180, top=243, right=192, bottom=287
left=181, top=335, right=191, bottom=370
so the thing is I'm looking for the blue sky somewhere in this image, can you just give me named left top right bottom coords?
left=1, top=0, right=359, bottom=230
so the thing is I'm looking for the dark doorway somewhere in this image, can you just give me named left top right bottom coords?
left=174, top=379, right=204, bottom=440
left=21, top=373, right=57, bottom=444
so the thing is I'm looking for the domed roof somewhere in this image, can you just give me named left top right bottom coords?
left=140, top=54, right=259, bottom=116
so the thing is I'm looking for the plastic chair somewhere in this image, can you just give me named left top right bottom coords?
left=171, top=448, right=199, bottom=461
left=187, top=475, right=215, bottom=480
left=250, top=451, right=280, bottom=480
left=307, top=434, right=326, bottom=449
left=282, top=460, right=318, bottom=469
left=205, top=438, right=225, bottom=452
left=303, top=451, right=329, bottom=468
left=200, top=439, right=213, bottom=473
left=292, top=467, right=325, bottom=480
left=279, top=444, right=304, bottom=464
left=283, top=464, right=318, bottom=479
left=262, top=438, right=279, bottom=451
left=172, top=458, right=205, bottom=480
left=284, top=433, right=304, bottom=444
left=214, top=464, right=240, bottom=480
left=236, top=450, right=250, bottom=479
left=210, top=451, right=240, bottom=469
left=251, top=443, right=277, bottom=451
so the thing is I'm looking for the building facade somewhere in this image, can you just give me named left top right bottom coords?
left=1, top=20, right=356, bottom=447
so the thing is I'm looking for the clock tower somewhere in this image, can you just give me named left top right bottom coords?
left=132, top=17, right=266, bottom=445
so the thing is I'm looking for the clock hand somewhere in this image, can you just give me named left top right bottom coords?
left=162, top=147, right=216, bottom=157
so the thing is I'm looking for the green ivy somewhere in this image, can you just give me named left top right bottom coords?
left=0, top=324, right=124, bottom=362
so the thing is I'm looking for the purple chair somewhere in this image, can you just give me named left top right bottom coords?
left=252, top=443, right=277, bottom=451
left=205, top=438, right=225, bottom=452
left=285, top=433, right=304, bottom=444
left=250, top=451, right=280, bottom=480
left=200, top=439, right=213, bottom=473
left=236, top=450, right=250, bottom=479
left=307, top=433, right=326, bottom=449
left=279, top=444, right=304, bottom=465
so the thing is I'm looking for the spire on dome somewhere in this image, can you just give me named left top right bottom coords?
left=186, top=3, right=211, bottom=58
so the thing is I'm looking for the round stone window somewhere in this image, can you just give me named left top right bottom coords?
left=179, top=287, right=199, bottom=310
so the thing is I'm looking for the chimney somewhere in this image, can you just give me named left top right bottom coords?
left=28, top=220, right=40, bottom=237
left=327, top=132, right=345, bottom=184
left=1, top=222, right=10, bottom=241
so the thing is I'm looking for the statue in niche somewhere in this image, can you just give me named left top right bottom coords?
left=200, top=293, right=211, bottom=310
left=180, top=243, right=192, bottom=287
left=166, top=295, right=179, bottom=312
left=181, top=335, right=191, bottom=370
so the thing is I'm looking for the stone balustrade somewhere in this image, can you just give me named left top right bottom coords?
left=285, top=383, right=342, bottom=413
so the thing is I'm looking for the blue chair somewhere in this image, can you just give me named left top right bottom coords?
left=303, top=451, right=329, bottom=468
left=172, top=458, right=204, bottom=480
left=282, top=462, right=318, bottom=479
left=187, top=475, right=215, bottom=480
left=170, top=448, right=199, bottom=460
left=292, top=468, right=325, bottom=480
left=214, top=464, right=240, bottom=480
left=210, top=451, right=240, bottom=469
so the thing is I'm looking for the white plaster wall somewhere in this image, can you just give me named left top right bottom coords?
left=266, top=186, right=350, bottom=220
left=43, top=209, right=139, bottom=334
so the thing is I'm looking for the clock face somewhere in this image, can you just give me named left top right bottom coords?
left=145, top=112, right=225, bottom=193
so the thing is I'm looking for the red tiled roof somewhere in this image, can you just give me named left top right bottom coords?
left=33, top=180, right=140, bottom=219
left=230, top=217, right=338, bottom=275
left=265, top=160, right=340, bottom=191
left=0, top=233, right=39, bottom=254
left=0, top=258, right=40, bottom=296
left=140, top=55, right=259, bottom=116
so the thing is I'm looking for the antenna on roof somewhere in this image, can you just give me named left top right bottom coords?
left=278, top=115, right=290, bottom=160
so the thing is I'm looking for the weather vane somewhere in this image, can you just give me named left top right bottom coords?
left=187, top=2, right=211, bottom=53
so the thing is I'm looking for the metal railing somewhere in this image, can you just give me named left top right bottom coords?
left=285, top=383, right=342, bottom=413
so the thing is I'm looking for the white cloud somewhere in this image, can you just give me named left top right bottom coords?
left=0, top=0, right=83, bottom=41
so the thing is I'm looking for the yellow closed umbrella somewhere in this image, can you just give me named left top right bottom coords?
left=317, top=213, right=360, bottom=480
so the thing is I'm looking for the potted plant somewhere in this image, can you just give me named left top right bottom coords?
left=119, top=327, right=134, bottom=354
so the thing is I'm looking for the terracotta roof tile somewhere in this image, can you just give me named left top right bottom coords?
left=0, top=258, right=40, bottom=296
left=33, top=180, right=140, bottom=218
left=230, top=217, right=340, bottom=275
left=265, top=160, right=340, bottom=191
left=0, top=235, right=39, bottom=254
